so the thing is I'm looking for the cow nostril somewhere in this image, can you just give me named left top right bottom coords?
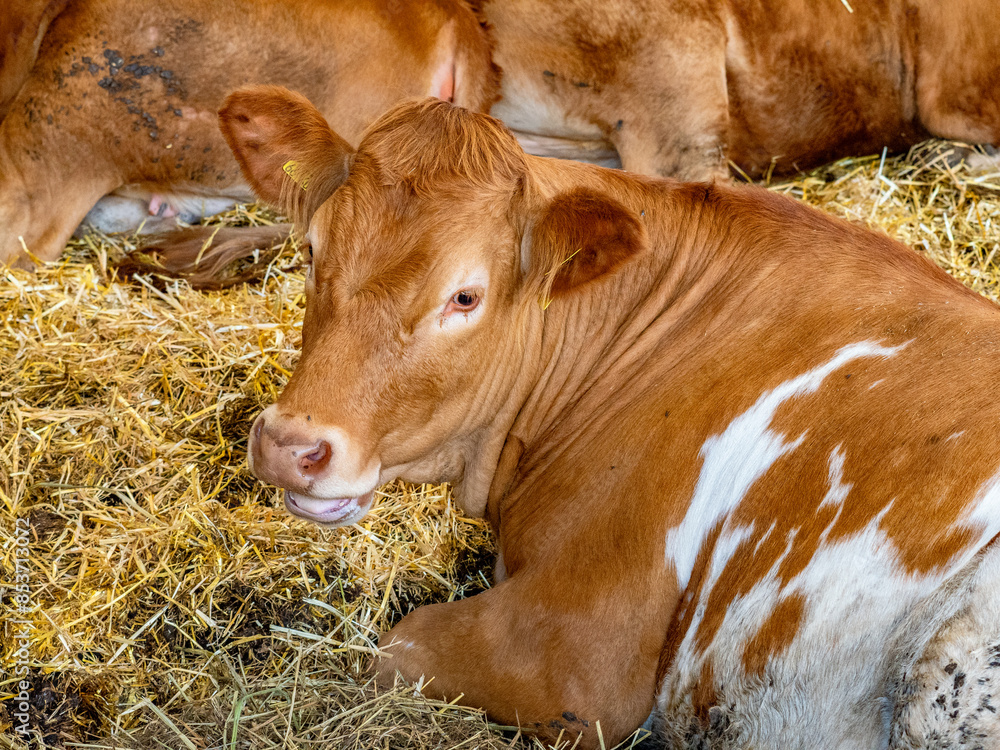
left=298, top=440, right=332, bottom=476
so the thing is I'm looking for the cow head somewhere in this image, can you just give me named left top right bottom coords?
left=222, top=86, right=647, bottom=526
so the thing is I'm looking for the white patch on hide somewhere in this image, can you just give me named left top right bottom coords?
left=79, top=184, right=252, bottom=236
left=819, top=444, right=852, bottom=510
left=662, top=507, right=945, bottom=749
left=657, top=435, right=1000, bottom=749
left=665, top=340, right=906, bottom=588
left=890, top=544, right=1000, bottom=749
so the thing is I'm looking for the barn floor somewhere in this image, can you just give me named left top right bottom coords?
left=2, top=142, right=999, bottom=750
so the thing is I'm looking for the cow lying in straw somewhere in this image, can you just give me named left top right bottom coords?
left=228, top=85, right=1000, bottom=750
left=0, top=0, right=497, bottom=269
left=3, top=0, right=1000, bottom=274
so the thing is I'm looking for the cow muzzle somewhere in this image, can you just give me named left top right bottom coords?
left=248, top=409, right=380, bottom=527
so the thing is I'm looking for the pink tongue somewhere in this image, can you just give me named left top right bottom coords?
left=293, top=495, right=352, bottom=515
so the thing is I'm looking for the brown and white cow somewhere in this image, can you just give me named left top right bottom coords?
left=4, top=0, right=1000, bottom=274
left=229, top=86, right=1000, bottom=749
left=0, top=0, right=497, bottom=268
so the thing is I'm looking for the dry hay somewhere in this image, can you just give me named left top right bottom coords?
left=1, top=140, right=999, bottom=750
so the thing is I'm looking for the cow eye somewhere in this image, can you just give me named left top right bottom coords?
left=445, top=288, right=482, bottom=315
left=454, top=290, right=478, bottom=307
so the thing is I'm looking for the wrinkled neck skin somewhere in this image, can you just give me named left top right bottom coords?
left=467, top=160, right=739, bottom=536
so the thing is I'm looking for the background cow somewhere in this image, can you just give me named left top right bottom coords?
left=227, top=86, right=1000, bottom=750
left=0, top=0, right=497, bottom=268
left=487, top=0, right=1000, bottom=180
left=2, top=0, right=1000, bottom=273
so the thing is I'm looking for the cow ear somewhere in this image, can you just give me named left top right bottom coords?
left=522, top=188, right=648, bottom=299
left=218, top=85, right=354, bottom=225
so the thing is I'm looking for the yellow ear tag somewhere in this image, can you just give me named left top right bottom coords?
left=282, top=160, right=309, bottom=191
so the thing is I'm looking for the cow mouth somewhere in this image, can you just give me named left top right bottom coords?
left=284, top=489, right=376, bottom=526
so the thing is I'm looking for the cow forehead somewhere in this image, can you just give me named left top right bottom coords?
left=309, top=176, right=516, bottom=302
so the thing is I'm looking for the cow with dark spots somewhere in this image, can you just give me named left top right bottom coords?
left=4, top=0, right=1000, bottom=278
left=224, top=87, right=1000, bottom=750
left=0, top=0, right=497, bottom=268
left=5, top=0, right=1000, bottom=276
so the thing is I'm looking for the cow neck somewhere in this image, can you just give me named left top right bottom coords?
left=449, top=302, right=545, bottom=521
left=488, top=170, right=757, bottom=530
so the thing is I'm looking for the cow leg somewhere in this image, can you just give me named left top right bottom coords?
left=487, top=3, right=729, bottom=182
left=913, top=2, right=1000, bottom=147
left=0, top=117, right=119, bottom=266
left=603, top=19, right=730, bottom=182
left=0, top=3, right=250, bottom=268
left=0, top=0, right=71, bottom=121
left=376, top=573, right=669, bottom=749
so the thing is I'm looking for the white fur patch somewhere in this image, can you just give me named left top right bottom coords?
left=890, top=544, right=1000, bottom=749
left=79, top=185, right=251, bottom=236
left=665, top=340, right=906, bottom=588
left=655, top=335, right=1000, bottom=749
left=662, top=505, right=946, bottom=749
left=818, top=444, right=852, bottom=510
left=963, top=467, right=1000, bottom=544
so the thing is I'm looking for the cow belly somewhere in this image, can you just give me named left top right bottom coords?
left=654, top=529, right=999, bottom=749
left=491, top=67, right=602, bottom=138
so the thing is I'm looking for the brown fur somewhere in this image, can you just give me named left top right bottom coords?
left=3, top=0, right=1000, bottom=277
left=0, top=0, right=69, bottom=120
left=230, top=89, right=1000, bottom=749
left=486, top=0, right=1000, bottom=179
left=0, top=0, right=498, bottom=267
